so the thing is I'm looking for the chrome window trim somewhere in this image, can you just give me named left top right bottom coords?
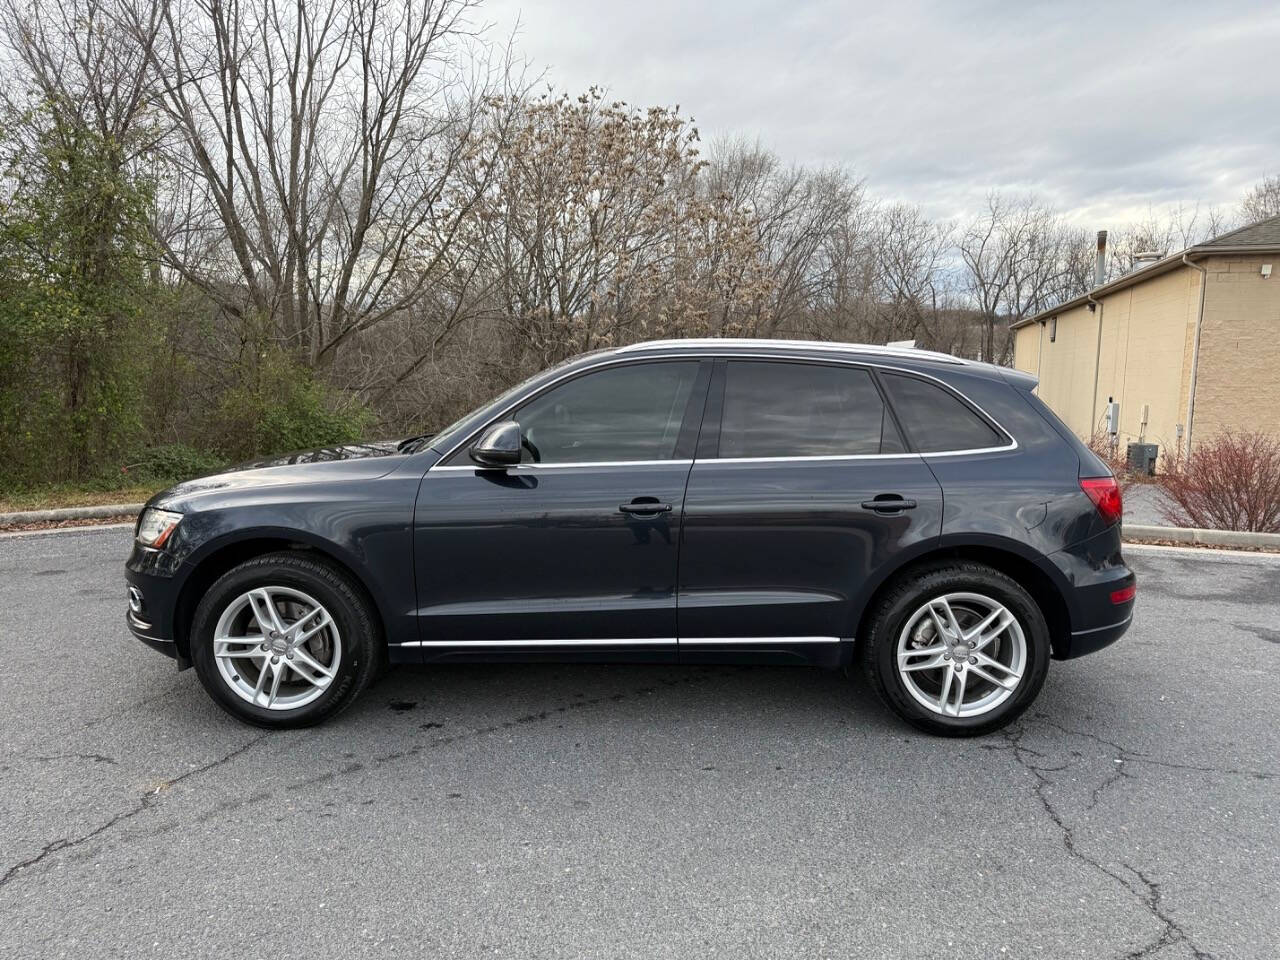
left=428, top=350, right=1015, bottom=469
left=698, top=444, right=1017, bottom=465
left=916, top=441, right=1018, bottom=458
left=699, top=453, right=915, bottom=466
left=429, top=459, right=693, bottom=474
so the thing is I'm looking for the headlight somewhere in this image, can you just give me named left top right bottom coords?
left=136, top=508, right=183, bottom=548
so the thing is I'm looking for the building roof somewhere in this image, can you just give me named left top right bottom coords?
left=1196, top=213, right=1280, bottom=249
left=1013, top=213, right=1280, bottom=329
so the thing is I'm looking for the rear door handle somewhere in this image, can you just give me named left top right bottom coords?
left=619, top=499, right=673, bottom=516
left=860, top=497, right=917, bottom=513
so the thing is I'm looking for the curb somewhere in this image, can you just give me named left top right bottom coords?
left=0, top=502, right=144, bottom=527
left=1123, top=524, right=1280, bottom=550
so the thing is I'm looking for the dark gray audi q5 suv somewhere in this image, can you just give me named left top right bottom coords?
left=126, top=339, right=1134, bottom=735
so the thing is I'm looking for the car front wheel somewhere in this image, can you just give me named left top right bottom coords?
left=861, top=561, right=1051, bottom=736
left=190, top=552, right=382, bottom=728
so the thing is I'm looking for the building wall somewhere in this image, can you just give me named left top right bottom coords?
left=1012, top=322, right=1041, bottom=379
left=1028, top=300, right=1101, bottom=437
left=1192, top=255, right=1280, bottom=444
left=1011, top=264, right=1201, bottom=456
left=1096, top=265, right=1201, bottom=455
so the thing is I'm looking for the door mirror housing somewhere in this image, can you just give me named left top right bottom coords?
left=470, top=420, right=522, bottom=467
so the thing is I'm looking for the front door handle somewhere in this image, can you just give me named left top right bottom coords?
left=860, top=496, right=917, bottom=513
left=619, top=499, right=673, bottom=516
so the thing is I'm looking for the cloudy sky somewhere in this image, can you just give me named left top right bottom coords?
left=483, top=0, right=1279, bottom=230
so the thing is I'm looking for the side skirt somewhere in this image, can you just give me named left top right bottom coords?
left=394, top=637, right=848, bottom=667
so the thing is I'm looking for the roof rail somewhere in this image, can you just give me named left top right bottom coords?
left=613, top=338, right=968, bottom=365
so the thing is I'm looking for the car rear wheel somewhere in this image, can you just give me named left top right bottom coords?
left=190, top=552, right=382, bottom=728
left=860, top=561, right=1050, bottom=736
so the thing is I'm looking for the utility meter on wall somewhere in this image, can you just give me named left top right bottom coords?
left=1105, top=400, right=1120, bottom=436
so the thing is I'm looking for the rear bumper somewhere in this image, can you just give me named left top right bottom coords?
left=1066, top=610, right=1133, bottom=658
left=1047, top=524, right=1136, bottom=659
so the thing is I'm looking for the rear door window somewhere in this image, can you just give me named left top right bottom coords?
left=718, top=361, right=903, bottom=458
left=879, top=372, right=1005, bottom=452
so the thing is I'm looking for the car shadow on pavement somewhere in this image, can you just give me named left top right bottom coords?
left=339, top=661, right=901, bottom=736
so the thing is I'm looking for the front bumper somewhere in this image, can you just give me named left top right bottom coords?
left=127, top=609, right=181, bottom=661
left=126, top=543, right=191, bottom=669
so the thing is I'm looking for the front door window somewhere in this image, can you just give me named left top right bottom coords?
left=513, top=362, right=699, bottom=463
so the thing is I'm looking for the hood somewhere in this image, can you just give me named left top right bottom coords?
left=227, top=441, right=401, bottom=471
left=151, top=442, right=405, bottom=509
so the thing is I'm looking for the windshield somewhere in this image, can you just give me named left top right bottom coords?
left=428, top=381, right=529, bottom=446
left=424, top=353, right=603, bottom=456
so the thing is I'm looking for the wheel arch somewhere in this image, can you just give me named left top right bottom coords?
left=172, top=532, right=388, bottom=663
left=850, top=538, right=1073, bottom=661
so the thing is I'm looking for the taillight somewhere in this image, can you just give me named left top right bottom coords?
left=1110, top=584, right=1136, bottom=605
left=1080, top=476, right=1122, bottom=526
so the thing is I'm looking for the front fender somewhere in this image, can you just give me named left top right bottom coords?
left=142, top=459, right=430, bottom=653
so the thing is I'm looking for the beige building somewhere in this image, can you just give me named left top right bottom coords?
left=1012, top=215, right=1280, bottom=462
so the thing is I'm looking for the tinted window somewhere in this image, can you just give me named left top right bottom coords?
left=881, top=373, right=1004, bottom=452
left=514, top=362, right=698, bottom=463
left=718, top=361, right=902, bottom=458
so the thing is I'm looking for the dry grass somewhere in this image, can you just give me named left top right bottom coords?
left=0, top=485, right=158, bottom=514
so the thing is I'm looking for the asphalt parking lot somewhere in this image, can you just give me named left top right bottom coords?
left=2, top=527, right=1277, bottom=959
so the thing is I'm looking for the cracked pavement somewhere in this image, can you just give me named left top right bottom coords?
left=2, top=529, right=1277, bottom=959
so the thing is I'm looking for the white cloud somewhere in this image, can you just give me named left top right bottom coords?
left=482, top=0, right=1280, bottom=228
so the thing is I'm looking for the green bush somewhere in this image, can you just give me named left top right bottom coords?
left=0, top=102, right=157, bottom=486
left=120, top=444, right=227, bottom=485
left=210, top=351, right=372, bottom=462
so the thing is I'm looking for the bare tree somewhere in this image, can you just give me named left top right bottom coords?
left=1105, top=202, right=1228, bottom=278
left=1055, top=225, right=1096, bottom=300
left=1240, top=174, right=1280, bottom=224
left=2, top=0, right=159, bottom=148
left=958, top=194, right=1022, bottom=362
left=704, top=139, right=869, bottom=338
left=450, top=90, right=768, bottom=371
left=871, top=202, right=949, bottom=345
left=958, top=193, right=1087, bottom=362
left=128, top=0, right=508, bottom=370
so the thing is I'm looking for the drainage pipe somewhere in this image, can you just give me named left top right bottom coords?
left=1181, top=253, right=1208, bottom=457
left=1088, top=294, right=1104, bottom=434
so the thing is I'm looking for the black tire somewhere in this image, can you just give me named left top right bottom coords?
left=190, top=552, right=383, bottom=728
left=859, top=561, right=1050, bottom=737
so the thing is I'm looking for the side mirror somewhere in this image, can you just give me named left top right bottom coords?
left=470, top=420, right=522, bottom=467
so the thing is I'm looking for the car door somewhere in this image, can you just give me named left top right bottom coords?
left=677, top=358, right=943, bottom=662
left=412, top=359, right=710, bottom=659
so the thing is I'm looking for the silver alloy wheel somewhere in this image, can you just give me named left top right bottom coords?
left=896, top=592, right=1026, bottom=718
left=213, top=586, right=342, bottom=711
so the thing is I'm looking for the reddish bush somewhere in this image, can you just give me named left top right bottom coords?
left=1158, top=431, right=1280, bottom=533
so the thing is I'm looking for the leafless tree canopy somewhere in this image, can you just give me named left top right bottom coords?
left=1, top=0, right=1274, bottom=471
left=129, top=0, right=505, bottom=368
left=1240, top=174, right=1280, bottom=224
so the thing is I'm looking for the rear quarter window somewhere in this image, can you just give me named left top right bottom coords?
left=880, top=372, right=1006, bottom=453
